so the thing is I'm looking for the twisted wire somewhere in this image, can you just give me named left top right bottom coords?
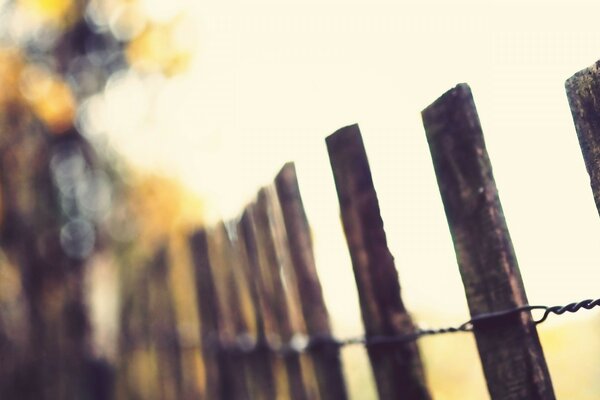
left=211, top=298, right=600, bottom=356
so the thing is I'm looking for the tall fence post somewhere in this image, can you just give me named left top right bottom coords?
left=422, top=83, right=555, bottom=399
left=275, top=162, right=348, bottom=400
left=566, top=61, right=600, bottom=215
left=326, top=124, right=431, bottom=400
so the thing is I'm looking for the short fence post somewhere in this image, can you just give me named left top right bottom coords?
left=147, top=246, right=183, bottom=399
left=237, top=214, right=278, bottom=400
left=275, top=162, right=349, bottom=400
left=422, top=83, right=555, bottom=399
left=118, top=249, right=164, bottom=399
left=205, top=223, right=254, bottom=399
left=189, top=230, right=227, bottom=400
left=566, top=61, right=600, bottom=215
left=326, top=124, right=431, bottom=400
left=248, top=192, right=310, bottom=400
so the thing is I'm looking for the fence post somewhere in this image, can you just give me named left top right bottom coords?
left=274, top=162, right=348, bottom=400
left=147, top=246, right=183, bottom=400
left=118, top=250, right=160, bottom=399
left=422, top=83, right=555, bottom=399
left=189, top=230, right=227, bottom=400
left=237, top=214, right=278, bottom=400
left=566, top=61, right=600, bottom=214
left=252, top=189, right=310, bottom=400
left=205, top=223, right=255, bottom=399
left=326, top=124, right=431, bottom=400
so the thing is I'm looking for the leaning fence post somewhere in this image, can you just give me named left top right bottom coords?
left=274, top=162, right=348, bottom=400
left=252, top=189, right=310, bottom=400
left=147, top=246, right=183, bottom=400
left=422, top=83, right=555, bottom=399
left=205, top=223, right=253, bottom=399
left=566, top=61, right=600, bottom=215
left=236, top=214, right=278, bottom=400
left=189, top=230, right=227, bottom=400
left=326, top=124, right=431, bottom=400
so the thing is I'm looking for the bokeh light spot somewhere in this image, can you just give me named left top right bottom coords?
left=60, top=218, right=95, bottom=260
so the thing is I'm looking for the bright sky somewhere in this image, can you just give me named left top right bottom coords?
left=92, top=0, right=600, bottom=334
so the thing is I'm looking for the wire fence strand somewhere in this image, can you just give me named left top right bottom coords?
left=207, top=298, right=600, bottom=356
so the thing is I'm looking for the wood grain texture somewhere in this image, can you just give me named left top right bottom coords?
left=422, top=83, right=555, bottom=400
left=326, top=124, right=430, bottom=400
left=275, top=162, right=348, bottom=400
left=566, top=61, right=600, bottom=215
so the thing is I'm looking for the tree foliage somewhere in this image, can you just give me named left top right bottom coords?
left=0, top=1, right=201, bottom=398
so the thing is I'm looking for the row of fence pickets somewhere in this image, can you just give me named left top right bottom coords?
left=119, top=62, right=600, bottom=400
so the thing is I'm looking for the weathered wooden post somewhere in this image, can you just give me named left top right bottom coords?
left=566, top=61, right=600, bottom=215
left=274, top=162, right=348, bottom=400
left=422, top=83, right=555, bottom=399
left=326, top=124, right=431, bottom=400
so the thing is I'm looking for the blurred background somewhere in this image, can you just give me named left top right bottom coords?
left=1, top=0, right=600, bottom=398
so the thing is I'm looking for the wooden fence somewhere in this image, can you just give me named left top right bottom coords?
left=178, top=83, right=555, bottom=399
left=114, top=60, right=600, bottom=400
left=5, top=62, right=600, bottom=400
left=118, top=66, right=600, bottom=400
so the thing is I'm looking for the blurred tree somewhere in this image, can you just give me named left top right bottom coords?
left=0, top=1, right=198, bottom=398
